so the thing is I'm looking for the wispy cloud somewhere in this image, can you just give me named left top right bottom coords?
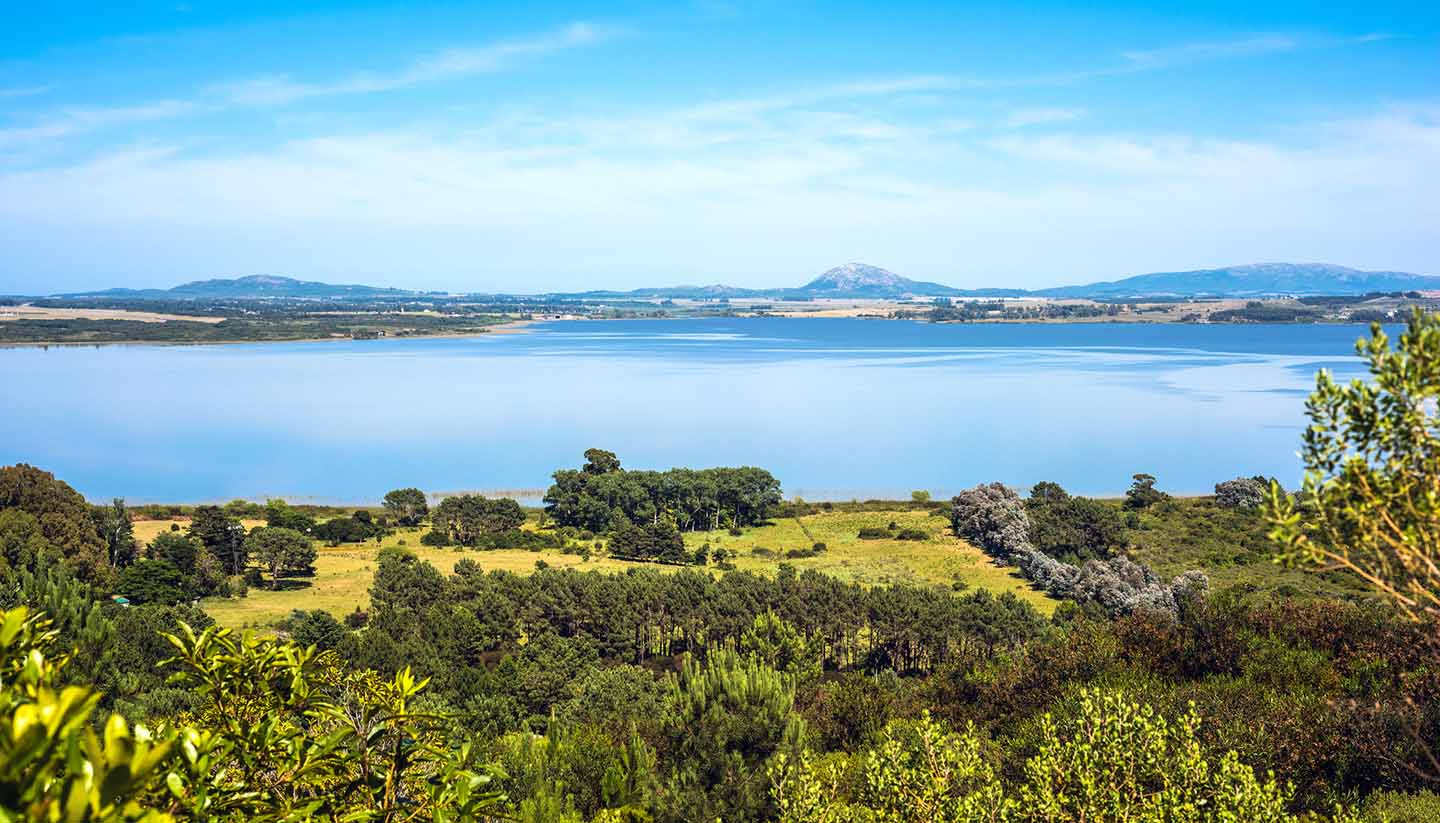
left=0, top=85, right=53, bottom=100
left=0, top=22, right=616, bottom=147
left=208, top=22, right=615, bottom=106
left=1005, top=107, right=1085, bottom=129
left=1120, top=34, right=1300, bottom=70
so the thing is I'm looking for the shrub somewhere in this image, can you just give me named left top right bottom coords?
left=895, top=528, right=929, bottom=541
left=1362, top=790, right=1440, bottom=823
left=858, top=527, right=890, bottom=540
left=950, top=483, right=1030, bottom=557
left=1214, top=477, right=1268, bottom=509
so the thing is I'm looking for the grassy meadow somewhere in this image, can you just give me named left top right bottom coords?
left=181, top=507, right=1054, bottom=630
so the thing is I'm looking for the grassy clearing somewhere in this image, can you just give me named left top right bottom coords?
left=1123, top=499, right=1370, bottom=601
left=198, top=509, right=1056, bottom=630
left=680, top=509, right=1054, bottom=611
left=133, top=518, right=266, bottom=544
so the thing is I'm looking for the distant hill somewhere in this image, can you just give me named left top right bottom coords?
left=1036, top=263, right=1440, bottom=298
left=798, top=263, right=964, bottom=297
left=48, top=261, right=1439, bottom=303
left=68, top=275, right=418, bottom=300
left=561, top=263, right=969, bottom=300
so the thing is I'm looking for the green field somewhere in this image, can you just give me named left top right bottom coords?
left=171, top=497, right=1356, bottom=632
left=195, top=508, right=1056, bottom=630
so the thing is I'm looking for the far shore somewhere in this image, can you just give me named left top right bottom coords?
left=0, top=314, right=537, bottom=348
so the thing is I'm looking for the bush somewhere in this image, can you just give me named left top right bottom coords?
left=1214, top=477, right=1268, bottom=509
left=858, top=527, right=891, bottom=540
left=894, top=528, right=929, bottom=541
left=812, top=542, right=827, bottom=552
left=950, top=483, right=1030, bottom=556
left=1362, top=790, right=1440, bottom=823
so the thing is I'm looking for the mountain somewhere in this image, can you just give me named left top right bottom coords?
left=1036, top=263, right=1440, bottom=299
left=800, top=263, right=963, bottom=297
left=68, top=275, right=418, bottom=300
left=50, top=261, right=1439, bottom=304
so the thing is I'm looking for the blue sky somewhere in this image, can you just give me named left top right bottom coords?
left=1, top=1, right=1437, bottom=294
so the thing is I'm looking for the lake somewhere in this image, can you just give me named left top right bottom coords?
left=1, top=318, right=1383, bottom=504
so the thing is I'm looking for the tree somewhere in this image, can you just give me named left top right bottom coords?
left=264, top=498, right=316, bottom=533
left=280, top=608, right=347, bottom=650
left=1019, top=689, right=1294, bottom=821
left=1026, top=486, right=1125, bottom=562
left=660, top=648, right=803, bottom=823
left=91, top=497, right=137, bottom=568
left=609, top=518, right=688, bottom=563
left=383, top=487, right=430, bottom=526
left=148, top=530, right=201, bottom=576
left=584, top=448, right=623, bottom=475
left=244, top=526, right=316, bottom=588
left=0, top=463, right=109, bottom=581
left=189, top=504, right=248, bottom=575
left=1215, top=477, right=1268, bottom=509
left=430, top=495, right=526, bottom=546
left=1124, top=473, right=1168, bottom=510
left=950, top=483, right=1030, bottom=557
left=1271, top=311, right=1440, bottom=621
left=117, top=558, right=187, bottom=605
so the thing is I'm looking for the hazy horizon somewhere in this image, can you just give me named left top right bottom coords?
left=3, top=1, right=1437, bottom=294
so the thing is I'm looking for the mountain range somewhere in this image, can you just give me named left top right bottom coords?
left=72, top=274, right=419, bottom=300
left=55, top=262, right=1440, bottom=302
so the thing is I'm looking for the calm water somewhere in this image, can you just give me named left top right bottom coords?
left=1, top=318, right=1384, bottom=503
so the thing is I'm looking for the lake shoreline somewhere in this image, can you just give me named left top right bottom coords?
left=0, top=317, right=537, bottom=349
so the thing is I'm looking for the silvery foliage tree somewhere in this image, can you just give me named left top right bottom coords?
left=951, top=484, right=1207, bottom=617
left=1214, top=477, right=1268, bottom=509
left=949, top=483, right=1032, bottom=558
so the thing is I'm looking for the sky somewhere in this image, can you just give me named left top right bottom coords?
left=1, top=1, right=1437, bottom=294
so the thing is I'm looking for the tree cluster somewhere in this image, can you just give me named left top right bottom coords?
left=545, top=449, right=783, bottom=533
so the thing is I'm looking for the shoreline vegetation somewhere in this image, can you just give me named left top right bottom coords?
left=2, top=291, right=1434, bottom=346
left=1, top=314, right=1438, bottom=820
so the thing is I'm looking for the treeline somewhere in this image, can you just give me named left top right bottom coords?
left=0, top=312, right=507, bottom=344
left=544, top=448, right=783, bottom=533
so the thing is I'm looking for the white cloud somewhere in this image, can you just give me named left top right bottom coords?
left=2, top=102, right=1436, bottom=290
left=1004, top=108, right=1085, bottom=129
left=208, top=22, right=615, bottom=106
left=1120, top=35, right=1300, bottom=69
left=0, top=22, right=615, bottom=147
left=0, top=85, right=53, bottom=99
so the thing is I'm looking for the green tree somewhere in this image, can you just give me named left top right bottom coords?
left=244, top=526, right=316, bottom=588
left=660, top=648, right=803, bottom=823
left=116, top=559, right=186, bottom=605
left=188, top=505, right=247, bottom=575
left=1018, top=689, right=1294, bottom=822
left=382, top=487, right=430, bottom=526
left=1124, top=473, right=1168, bottom=510
left=1270, top=310, right=1440, bottom=621
left=584, top=448, right=623, bottom=475
left=0, top=463, right=109, bottom=582
left=739, top=610, right=822, bottom=683
left=147, top=530, right=200, bottom=576
left=263, top=499, right=316, bottom=533
left=91, top=498, right=137, bottom=568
